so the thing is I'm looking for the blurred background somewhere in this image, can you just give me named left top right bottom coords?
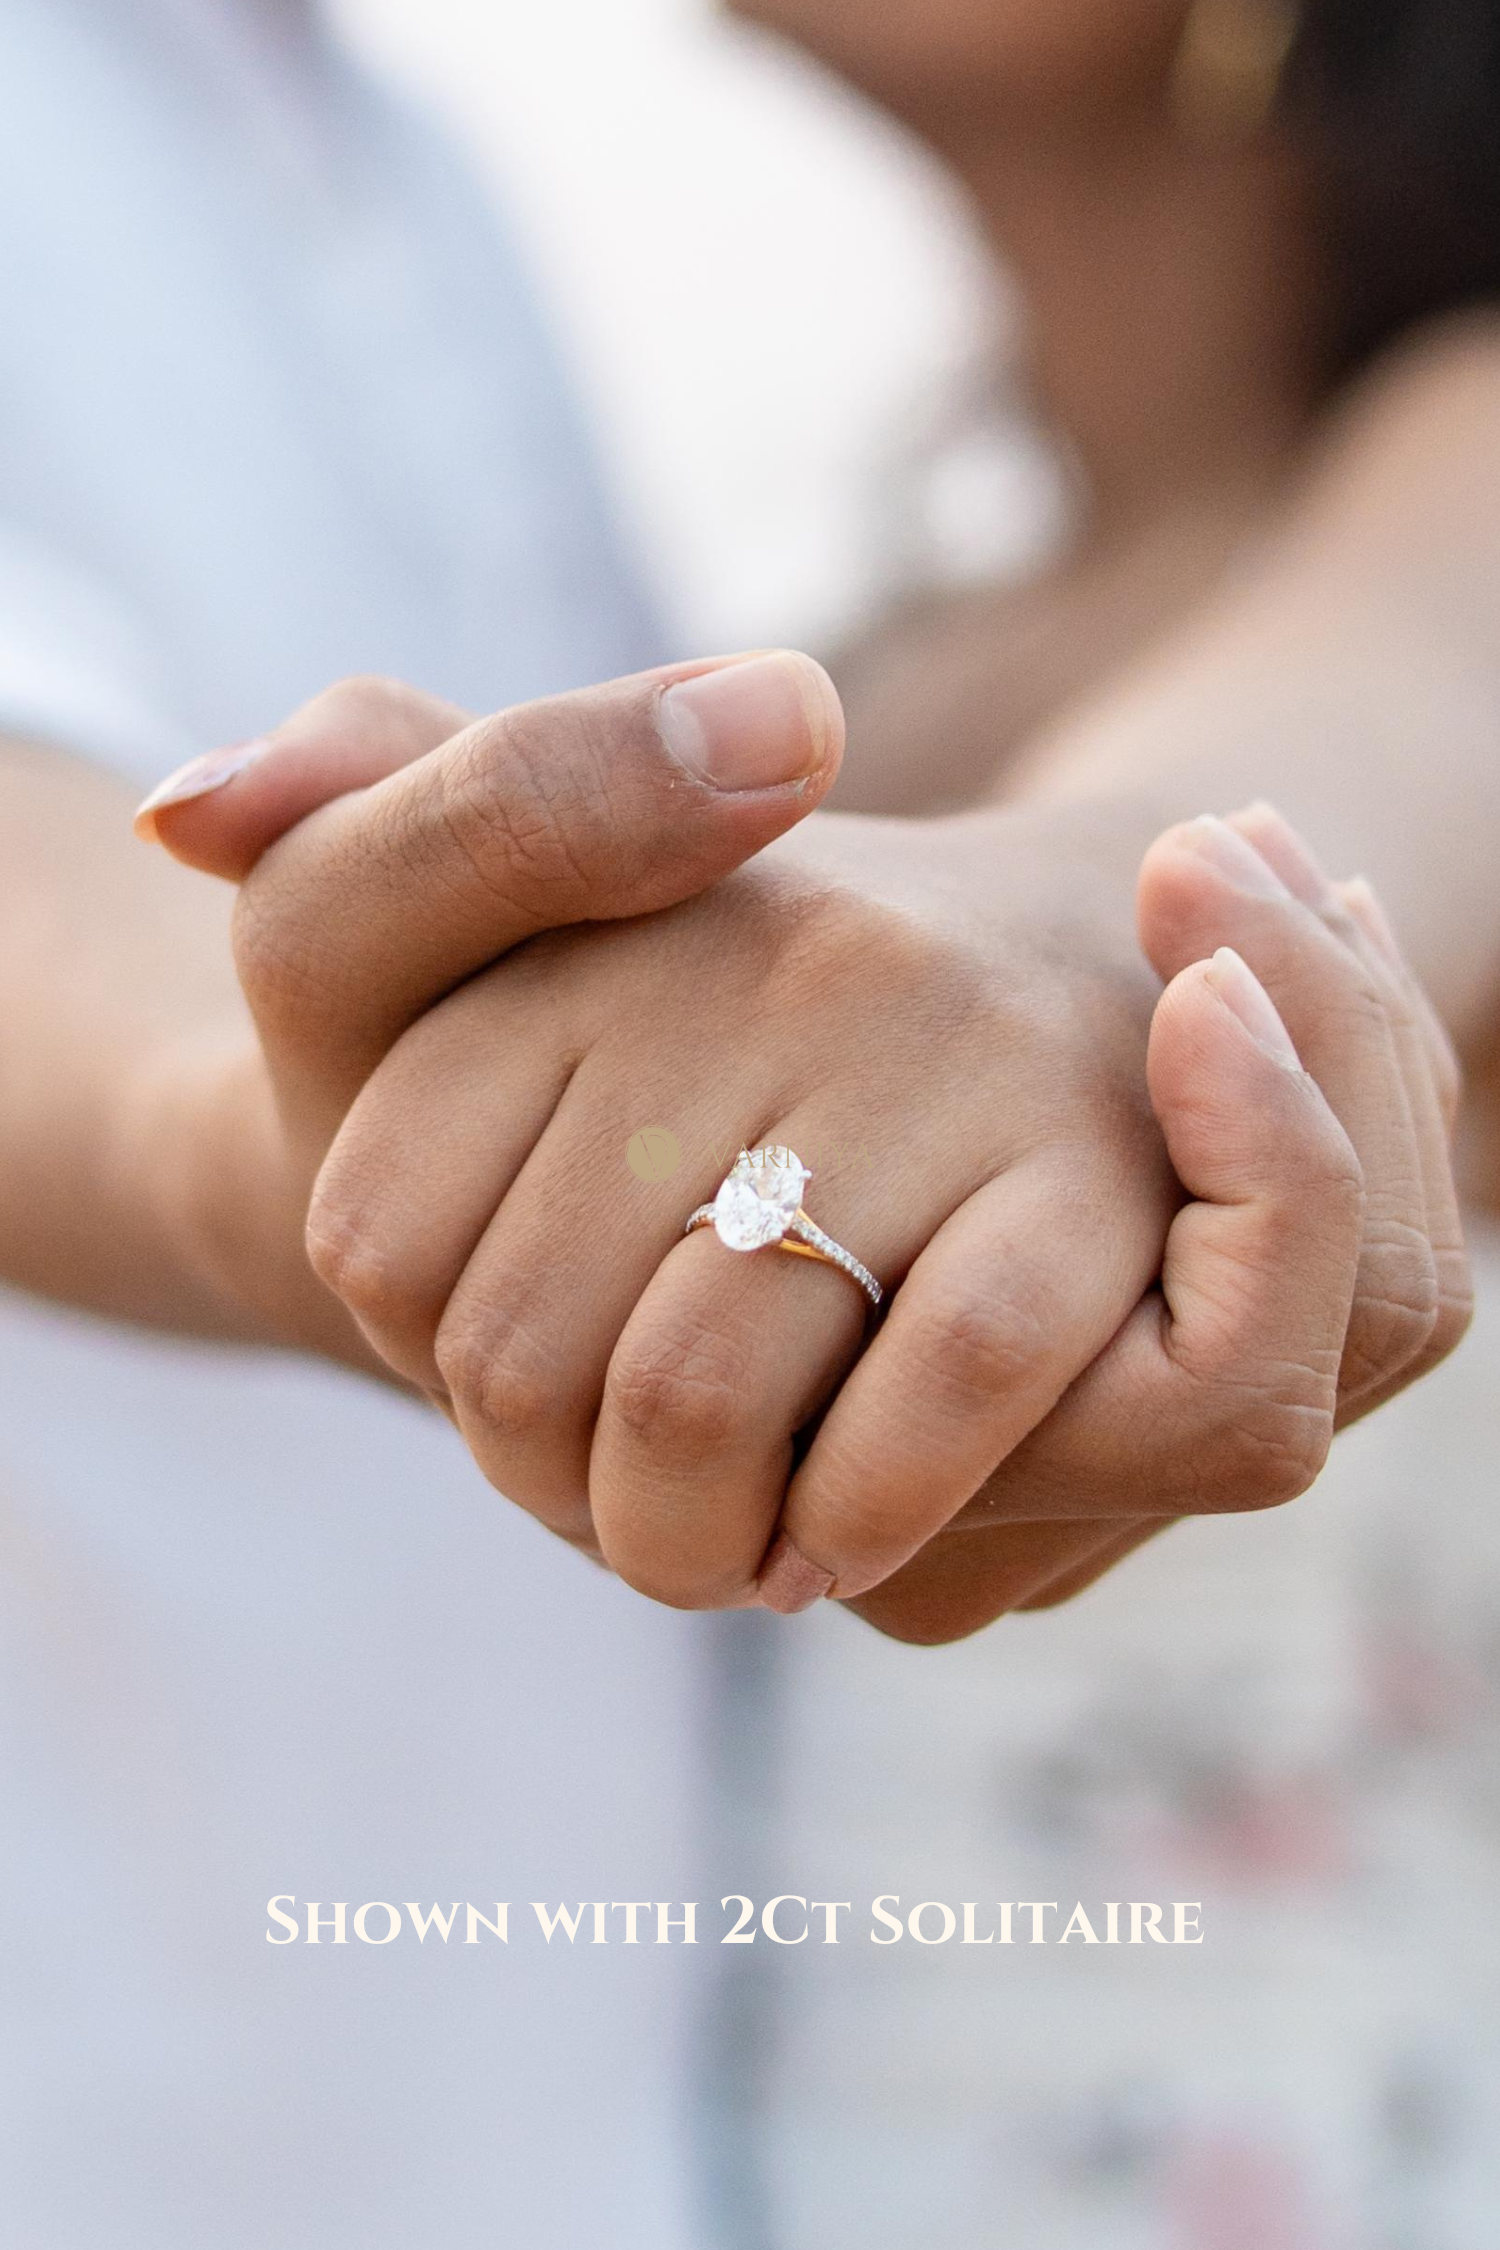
left=334, top=0, right=1063, bottom=653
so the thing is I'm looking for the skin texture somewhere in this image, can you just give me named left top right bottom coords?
left=128, top=661, right=1466, bottom=1638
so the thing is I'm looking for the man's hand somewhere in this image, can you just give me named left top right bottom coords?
left=847, top=804, right=1472, bottom=1641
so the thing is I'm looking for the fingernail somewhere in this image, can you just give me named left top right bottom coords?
left=133, top=740, right=268, bottom=840
left=1339, top=876, right=1404, bottom=972
left=1228, top=801, right=1332, bottom=906
left=658, top=653, right=837, bottom=792
left=1206, top=946, right=1303, bottom=1071
left=1182, top=814, right=1292, bottom=900
left=758, top=1532, right=837, bottom=1616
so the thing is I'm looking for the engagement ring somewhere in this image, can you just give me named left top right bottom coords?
left=686, top=1146, right=883, bottom=1311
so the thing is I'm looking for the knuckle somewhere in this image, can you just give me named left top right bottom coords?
left=1341, top=1218, right=1442, bottom=1393
left=606, top=1316, right=749, bottom=1466
left=303, top=1198, right=402, bottom=1328
left=1183, top=1368, right=1338, bottom=1513
left=1196, top=1386, right=1340, bottom=1512
left=303, top=1180, right=440, bottom=1386
left=898, top=1284, right=1050, bottom=1413
left=1303, top=1121, right=1367, bottom=1214
left=435, top=1303, right=560, bottom=1453
left=433, top=710, right=599, bottom=910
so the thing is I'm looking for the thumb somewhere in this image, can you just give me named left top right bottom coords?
left=225, top=649, right=843, bottom=1134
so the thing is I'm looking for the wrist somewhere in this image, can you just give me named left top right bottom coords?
left=121, top=1029, right=383, bottom=1372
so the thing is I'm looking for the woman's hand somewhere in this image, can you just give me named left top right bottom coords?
left=299, top=798, right=1180, bottom=1609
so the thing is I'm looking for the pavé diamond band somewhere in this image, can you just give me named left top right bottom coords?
left=685, top=1146, right=883, bottom=1311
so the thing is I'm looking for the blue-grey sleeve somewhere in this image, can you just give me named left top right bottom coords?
left=0, top=524, right=195, bottom=785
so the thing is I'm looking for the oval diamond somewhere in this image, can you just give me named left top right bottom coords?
left=712, top=1146, right=810, bottom=1253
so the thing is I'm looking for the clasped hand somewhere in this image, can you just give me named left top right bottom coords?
left=140, top=653, right=1471, bottom=1643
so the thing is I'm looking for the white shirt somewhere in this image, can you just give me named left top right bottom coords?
left=0, top=6, right=712, bottom=2243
